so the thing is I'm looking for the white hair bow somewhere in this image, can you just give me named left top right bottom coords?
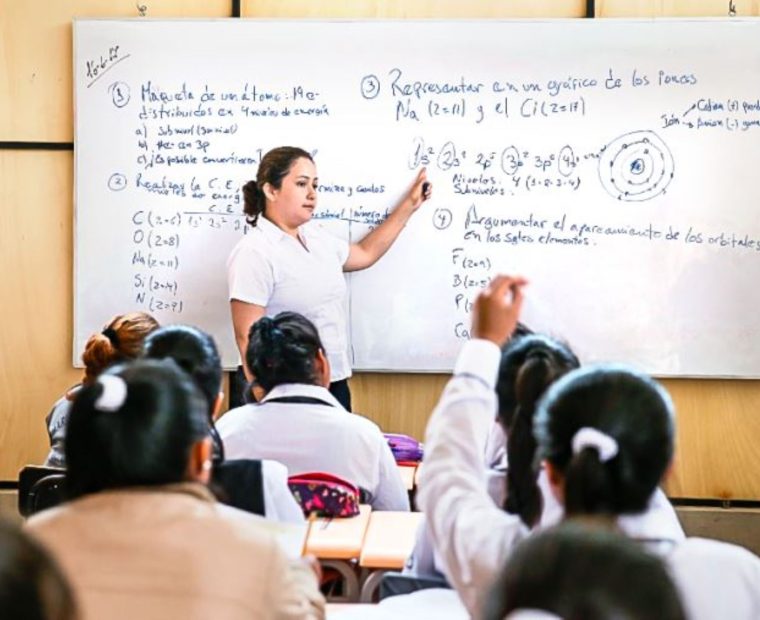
left=94, top=375, right=128, bottom=411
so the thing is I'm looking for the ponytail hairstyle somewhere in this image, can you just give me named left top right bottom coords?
left=142, top=324, right=225, bottom=461
left=243, top=146, right=313, bottom=227
left=81, top=312, right=159, bottom=385
left=65, top=359, right=210, bottom=500
left=496, top=335, right=579, bottom=528
left=246, top=311, right=324, bottom=393
left=534, top=366, right=675, bottom=518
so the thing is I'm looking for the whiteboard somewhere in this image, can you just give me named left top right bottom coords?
left=74, top=18, right=760, bottom=376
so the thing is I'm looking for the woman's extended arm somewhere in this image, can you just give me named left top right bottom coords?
left=230, top=300, right=266, bottom=382
left=343, top=168, right=431, bottom=272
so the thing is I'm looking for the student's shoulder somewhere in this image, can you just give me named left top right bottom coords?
left=671, top=536, right=760, bottom=579
left=211, top=501, right=283, bottom=549
left=216, top=404, right=262, bottom=431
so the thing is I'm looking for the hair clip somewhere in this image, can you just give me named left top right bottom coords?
left=571, top=427, right=619, bottom=462
left=102, top=327, right=120, bottom=348
left=94, top=375, right=128, bottom=412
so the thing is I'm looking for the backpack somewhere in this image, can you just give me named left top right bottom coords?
left=288, top=472, right=361, bottom=518
left=384, top=433, right=424, bottom=463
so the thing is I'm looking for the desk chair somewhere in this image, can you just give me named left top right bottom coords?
left=18, top=466, right=67, bottom=517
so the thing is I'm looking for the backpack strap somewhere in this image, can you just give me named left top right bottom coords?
left=264, top=395, right=336, bottom=407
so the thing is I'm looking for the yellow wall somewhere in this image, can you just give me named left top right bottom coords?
left=2, top=0, right=759, bottom=500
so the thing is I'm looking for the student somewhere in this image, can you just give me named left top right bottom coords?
left=228, top=146, right=432, bottom=410
left=418, top=275, right=760, bottom=619
left=483, top=521, right=686, bottom=620
left=0, top=519, right=78, bottom=620
left=217, top=312, right=409, bottom=511
left=44, top=311, right=159, bottom=468
left=142, top=324, right=303, bottom=523
left=27, top=360, right=324, bottom=620
left=494, top=333, right=683, bottom=537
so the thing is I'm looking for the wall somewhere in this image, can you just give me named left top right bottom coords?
left=2, top=0, right=759, bottom=500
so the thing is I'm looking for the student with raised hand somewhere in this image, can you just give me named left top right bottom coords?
left=27, top=360, right=324, bottom=620
left=418, top=275, right=760, bottom=619
left=216, top=311, right=409, bottom=512
left=44, top=312, right=159, bottom=468
left=0, top=519, right=78, bottom=620
left=228, top=146, right=432, bottom=410
left=142, top=324, right=303, bottom=523
left=483, top=521, right=686, bottom=620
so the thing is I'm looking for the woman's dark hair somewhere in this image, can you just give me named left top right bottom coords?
left=65, top=359, right=210, bottom=500
left=142, top=324, right=225, bottom=461
left=80, top=312, right=159, bottom=385
left=246, top=312, right=324, bottom=392
left=0, top=519, right=78, bottom=620
left=483, top=521, right=686, bottom=620
left=243, top=146, right=313, bottom=226
left=534, top=366, right=676, bottom=518
left=496, top=334, right=579, bottom=528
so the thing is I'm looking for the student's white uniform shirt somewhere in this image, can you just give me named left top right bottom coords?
left=417, top=339, right=760, bottom=619
left=216, top=384, right=409, bottom=511
left=227, top=217, right=351, bottom=381
left=260, top=460, right=306, bottom=523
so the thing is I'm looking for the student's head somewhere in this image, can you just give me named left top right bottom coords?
left=142, top=325, right=223, bottom=420
left=142, top=325, right=225, bottom=461
left=483, top=522, right=686, bottom=620
left=242, top=146, right=316, bottom=228
left=0, top=519, right=78, bottom=620
left=496, top=334, right=579, bottom=527
left=65, top=359, right=212, bottom=500
left=246, top=312, right=328, bottom=394
left=534, top=366, right=676, bottom=518
left=81, top=312, right=159, bottom=385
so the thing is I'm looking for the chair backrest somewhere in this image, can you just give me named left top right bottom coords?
left=18, top=466, right=67, bottom=517
left=211, top=459, right=266, bottom=516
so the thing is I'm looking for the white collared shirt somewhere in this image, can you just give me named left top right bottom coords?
left=216, top=383, right=409, bottom=511
left=227, top=217, right=351, bottom=381
left=417, top=338, right=760, bottom=619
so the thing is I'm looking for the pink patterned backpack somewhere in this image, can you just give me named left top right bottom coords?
left=288, top=472, right=361, bottom=518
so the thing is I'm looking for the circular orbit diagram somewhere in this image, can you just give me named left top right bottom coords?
left=598, top=131, right=674, bottom=202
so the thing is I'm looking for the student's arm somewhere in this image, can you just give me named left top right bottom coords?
left=372, top=436, right=411, bottom=511
left=262, top=460, right=305, bottom=524
left=230, top=300, right=265, bottom=382
left=268, top=542, right=325, bottom=620
left=343, top=169, right=431, bottom=272
left=416, top=276, right=528, bottom=617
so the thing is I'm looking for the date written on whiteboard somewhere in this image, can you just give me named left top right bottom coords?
left=85, top=45, right=130, bottom=87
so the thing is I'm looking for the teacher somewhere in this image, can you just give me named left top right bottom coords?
left=227, top=146, right=432, bottom=410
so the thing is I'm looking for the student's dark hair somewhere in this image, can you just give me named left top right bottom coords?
left=496, top=334, right=579, bottom=528
left=534, top=366, right=675, bottom=518
left=142, top=324, right=225, bottom=460
left=65, top=359, right=210, bottom=500
left=242, top=146, right=314, bottom=226
left=246, top=312, right=324, bottom=392
left=0, top=519, right=78, bottom=620
left=483, top=521, right=686, bottom=620
left=80, top=312, right=159, bottom=385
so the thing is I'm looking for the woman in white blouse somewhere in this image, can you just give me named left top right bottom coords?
left=227, top=146, right=431, bottom=410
